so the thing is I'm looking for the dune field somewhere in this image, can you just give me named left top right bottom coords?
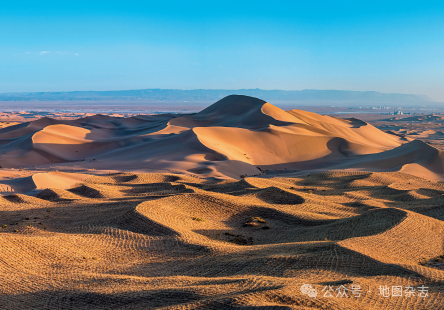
left=1, top=95, right=444, bottom=309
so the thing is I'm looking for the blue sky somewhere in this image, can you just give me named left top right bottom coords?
left=1, top=1, right=444, bottom=100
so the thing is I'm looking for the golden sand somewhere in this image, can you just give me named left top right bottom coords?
left=1, top=171, right=444, bottom=309
left=1, top=95, right=444, bottom=308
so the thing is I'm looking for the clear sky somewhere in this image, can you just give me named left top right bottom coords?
left=1, top=1, right=444, bottom=101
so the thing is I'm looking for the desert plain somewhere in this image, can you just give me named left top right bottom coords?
left=1, top=95, right=444, bottom=309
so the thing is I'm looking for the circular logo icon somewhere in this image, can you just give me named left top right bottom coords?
left=307, top=288, right=318, bottom=298
left=300, top=284, right=312, bottom=294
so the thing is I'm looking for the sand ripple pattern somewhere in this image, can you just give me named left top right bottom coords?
left=1, top=171, right=444, bottom=309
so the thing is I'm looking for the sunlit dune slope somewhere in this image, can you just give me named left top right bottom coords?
left=0, top=171, right=89, bottom=194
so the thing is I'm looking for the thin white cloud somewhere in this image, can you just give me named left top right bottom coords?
left=25, top=52, right=31, bottom=54
left=35, top=51, right=78, bottom=56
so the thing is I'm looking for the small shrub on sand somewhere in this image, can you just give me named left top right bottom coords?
left=243, top=222, right=260, bottom=227
left=243, top=217, right=268, bottom=228
left=230, top=237, right=248, bottom=245
left=249, top=217, right=266, bottom=223
left=192, top=217, right=205, bottom=222
left=419, top=258, right=428, bottom=266
left=228, top=235, right=253, bottom=246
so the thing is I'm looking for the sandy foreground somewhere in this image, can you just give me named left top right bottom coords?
left=1, top=95, right=444, bottom=309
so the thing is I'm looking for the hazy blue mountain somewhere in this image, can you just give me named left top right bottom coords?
left=0, top=89, right=434, bottom=104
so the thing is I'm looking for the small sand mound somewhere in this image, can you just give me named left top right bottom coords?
left=203, top=179, right=256, bottom=194
left=236, top=206, right=335, bottom=227
left=1, top=194, right=26, bottom=203
left=163, top=175, right=181, bottom=182
left=339, top=210, right=444, bottom=266
left=414, top=188, right=444, bottom=198
left=296, top=208, right=408, bottom=242
left=87, top=173, right=141, bottom=184
left=37, top=188, right=82, bottom=201
left=304, top=171, right=374, bottom=188
left=255, top=186, right=305, bottom=205
left=375, top=190, right=420, bottom=202
left=117, top=207, right=180, bottom=237
left=110, top=174, right=139, bottom=183
left=69, top=184, right=103, bottom=198
left=88, top=173, right=183, bottom=185
left=37, top=189, right=62, bottom=201
left=124, top=183, right=194, bottom=196
left=0, top=193, right=48, bottom=207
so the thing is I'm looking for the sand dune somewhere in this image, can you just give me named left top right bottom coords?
left=1, top=94, right=432, bottom=181
left=2, top=95, right=444, bottom=308
left=0, top=95, right=444, bottom=180
left=1, top=94, right=444, bottom=183
left=0, top=171, right=89, bottom=195
left=1, top=171, right=444, bottom=309
left=32, top=171, right=90, bottom=190
left=331, top=140, right=444, bottom=180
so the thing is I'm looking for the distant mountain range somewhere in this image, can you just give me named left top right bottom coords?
left=0, top=89, right=434, bottom=104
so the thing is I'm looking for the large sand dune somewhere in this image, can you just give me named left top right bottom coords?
left=3, top=94, right=442, bottom=183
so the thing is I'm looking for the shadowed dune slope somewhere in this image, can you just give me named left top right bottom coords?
left=2, top=171, right=444, bottom=309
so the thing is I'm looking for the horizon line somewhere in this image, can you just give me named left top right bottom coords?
left=0, top=88, right=433, bottom=98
